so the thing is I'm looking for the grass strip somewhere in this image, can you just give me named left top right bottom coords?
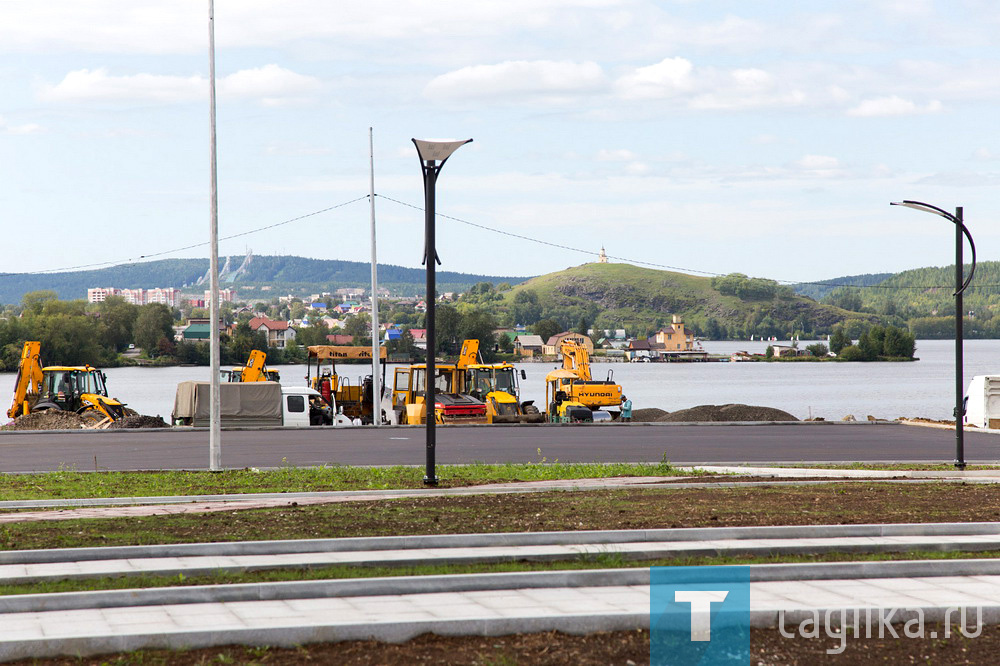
left=3, top=549, right=1000, bottom=598
left=0, top=460, right=689, bottom=501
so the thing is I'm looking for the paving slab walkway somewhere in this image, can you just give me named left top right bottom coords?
left=5, top=559, right=1000, bottom=661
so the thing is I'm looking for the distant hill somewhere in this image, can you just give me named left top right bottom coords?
left=792, top=273, right=893, bottom=301
left=0, top=255, right=531, bottom=305
left=821, top=261, right=1000, bottom=320
left=505, top=263, right=867, bottom=337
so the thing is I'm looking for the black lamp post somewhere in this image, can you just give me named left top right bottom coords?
left=891, top=200, right=976, bottom=469
left=413, top=138, right=472, bottom=486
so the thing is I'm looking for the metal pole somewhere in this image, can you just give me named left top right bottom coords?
left=424, top=162, right=437, bottom=485
left=207, top=0, right=221, bottom=471
left=955, top=206, right=965, bottom=470
left=368, top=128, right=381, bottom=426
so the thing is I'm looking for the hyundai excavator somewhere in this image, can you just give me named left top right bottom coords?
left=545, top=339, right=623, bottom=422
left=7, top=341, right=128, bottom=426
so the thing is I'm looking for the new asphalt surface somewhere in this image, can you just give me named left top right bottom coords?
left=0, top=422, right=997, bottom=472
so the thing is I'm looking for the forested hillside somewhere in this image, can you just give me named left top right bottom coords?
left=0, top=255, right=529, bottom=304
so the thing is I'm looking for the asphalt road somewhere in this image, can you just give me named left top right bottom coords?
left=0, top=423, right=997, bottom=472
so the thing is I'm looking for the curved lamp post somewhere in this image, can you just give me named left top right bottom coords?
left=413, top=138, right=472, bottom=486
left=891, top=200, right=976, bottom=469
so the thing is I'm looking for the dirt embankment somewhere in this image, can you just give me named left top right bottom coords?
left=2, top=412, right=168, bottom=431
left=632, top=404, right=798, bottom=423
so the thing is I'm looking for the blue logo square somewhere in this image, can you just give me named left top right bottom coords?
left=651, top=566, right=755, bottom=665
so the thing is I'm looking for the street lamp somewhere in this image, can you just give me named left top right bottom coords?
left=413, top=138, right=472, bottom=486
left=891, top=200, right=976, bottom=469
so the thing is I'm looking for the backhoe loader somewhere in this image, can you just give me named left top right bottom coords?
left=7, top=341, right=127, bottom=426
left=460, top=339, right=543, bottom=423
left=388, top=340, right=488, bottom=425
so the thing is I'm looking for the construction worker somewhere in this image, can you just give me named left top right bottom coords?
left=621, top=395, right=633, bottom=422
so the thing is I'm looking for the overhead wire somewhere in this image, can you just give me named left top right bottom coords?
left=0, top=191, right=993, bottom=293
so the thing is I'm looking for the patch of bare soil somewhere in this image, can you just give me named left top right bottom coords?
left=14, top=624, right=1000, bottom=665
left=0, top=411, right=86, bottom=431
left=9, top=630, right=650, bottom=665
left=657, top=403, right=799, bottom=422
left=107, top=415, right=169, bottom=429
left=8, top=483, right=1000, bottom=551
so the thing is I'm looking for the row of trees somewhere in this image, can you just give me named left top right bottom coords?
left=0, top=292, right=175, bottom=370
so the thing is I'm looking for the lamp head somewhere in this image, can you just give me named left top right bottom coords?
left=890, top=200, right=955, bottom=221
left=412, top=138, right=473, bottom=163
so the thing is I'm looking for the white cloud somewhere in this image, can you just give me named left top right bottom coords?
left=38, top=68, right=204, bottom=104
left=796, top=155, right=839, bottom=170
left=972, top=148, right=995, bottom=161
left=37, top=65, right=320, bottom=105
left=596, top=149, right=638, bottom=161
left=219, top=64, right=322, bottom=106
left=847, top=96, right=943, bottom=117
left=615, top=57, right=693, bottom=100
left=423, top=60, right=607, bottom=102
left=0, top=116, right=41, bottom=134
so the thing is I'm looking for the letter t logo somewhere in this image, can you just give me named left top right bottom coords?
left=674, top=590, right=729, bottom=641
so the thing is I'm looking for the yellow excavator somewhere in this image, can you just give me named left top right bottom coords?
left=461, top=339, right=543, bottom=423
left=7, top=341, right=128, bottom=426
left=545, top=339, right=623, bottom=422
left=224, top=350, right=280, bottom=383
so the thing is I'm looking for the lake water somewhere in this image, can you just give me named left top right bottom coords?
left=2, top=339, right=997, bottom=422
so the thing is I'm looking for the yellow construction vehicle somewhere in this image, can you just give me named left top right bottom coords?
left=223, top=350, right=280, bottom=383
left=306, top=345, right=386, bottom=424
left=545, top=339, right=623, bottom=422
left=460, top=339, right=543, bottom=423
left=7, top=341, right=128, bottom=426
left=388, top=340, right=488, bottom=425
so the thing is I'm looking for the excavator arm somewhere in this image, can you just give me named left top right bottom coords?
left=7, top=341, right=43, bottom=419
left=457, top=339, right=480, bottom=370
left=241, top=350, right=269, bottom=382
left=559, top=340, right=592, bottom=381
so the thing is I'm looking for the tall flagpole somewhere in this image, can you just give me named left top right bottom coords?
left=208, top=0, right=222, bottom=469
left=369, top=128, right=381, bottom=425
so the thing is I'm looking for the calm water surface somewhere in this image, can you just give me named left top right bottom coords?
left=2, top=339, right=996, bottom=421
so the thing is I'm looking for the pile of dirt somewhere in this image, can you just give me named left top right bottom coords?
left=107, top=415, right=170, bottom=429
left=631, top=407, right=669, bottom=422
left=657, top=403, right=798, bottom=422
left=1, top=411, right=87, bottom=431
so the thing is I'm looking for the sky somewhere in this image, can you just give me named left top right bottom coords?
left=1, top=0, right=999, bottom=285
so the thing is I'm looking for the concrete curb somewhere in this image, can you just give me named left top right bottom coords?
left=5, top=522, right=1000, bottom=565
left=0, top=612, right=650, bottom=662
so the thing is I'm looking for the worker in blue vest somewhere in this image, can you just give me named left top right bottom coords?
left=621, top=396, right=633, bottom=422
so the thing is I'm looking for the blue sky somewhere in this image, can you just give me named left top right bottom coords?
left=1, top=0, right=998, bottom=284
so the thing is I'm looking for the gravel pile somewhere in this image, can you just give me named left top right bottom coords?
left=108, top=415, right=170, bottom=429
left=631, top=408, right=669, bottom=422
left=1, top=411, right=87, bottom=431
left=657, top=403, right=798, bottom=422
